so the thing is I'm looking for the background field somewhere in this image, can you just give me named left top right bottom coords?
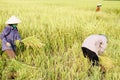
left=0, top=0, right=120, bottom=80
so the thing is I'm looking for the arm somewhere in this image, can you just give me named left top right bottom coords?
left=1, top=27, right=11, bottom=43
left=15, top=30, right=23, bottom=45
left=1, top=27, right=11, bottom=46
left=16, top=33, right=21, bottom=41
left=15, top=28, right=21, bottom=41
left=98, top=40, right=107, bottom=55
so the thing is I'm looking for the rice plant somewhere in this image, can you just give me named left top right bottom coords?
left=0, top=0, right=120, bottom=80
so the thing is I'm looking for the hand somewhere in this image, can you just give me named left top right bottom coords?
left=20, top=42, right=24, bottom=45
left=15, top=40, right=20, bottom=47
left=15, top=40, right=24, bottom=46
left=6, top=42, right=11, bottom=46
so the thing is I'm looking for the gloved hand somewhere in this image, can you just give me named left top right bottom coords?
left=6, top=42, right=11, bottom=47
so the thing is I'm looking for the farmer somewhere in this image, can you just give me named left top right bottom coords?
left=96, top=3, right=102, bottom=12
left=81, top=34, right=107, bottom=74
left=0, top=16, right=22, bottom=59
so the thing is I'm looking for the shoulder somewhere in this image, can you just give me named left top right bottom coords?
left=85, top=34, right=98, bottom=40
left=98, top=35, right=107, bottom=41
left=2, top=26, right=12, bottom=34
left=87, top=34, right=107, bottom=41
left=4, top=26, right=11, bottom=31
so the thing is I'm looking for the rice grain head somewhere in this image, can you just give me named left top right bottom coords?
left=99, top=56, right=115, bottom=71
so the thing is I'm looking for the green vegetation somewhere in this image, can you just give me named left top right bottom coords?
left=0, top=0, right=120, bottom=80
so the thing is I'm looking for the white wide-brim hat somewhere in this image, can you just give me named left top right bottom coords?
left=5, top=15, right=21, bottom=24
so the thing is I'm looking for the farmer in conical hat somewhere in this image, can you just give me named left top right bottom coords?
left=0, top=16, right=22, bottom=59
left=96, top=3, right=102, bottom=12
left=81, top=34, right=107, bottom=75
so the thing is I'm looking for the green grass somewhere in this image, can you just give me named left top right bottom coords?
left=0, top=0, right=120, bottom=80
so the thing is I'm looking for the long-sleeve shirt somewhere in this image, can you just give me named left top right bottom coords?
left=82, top=34, right=107, bottom=56
left=1, top=25, right=21, bottom=51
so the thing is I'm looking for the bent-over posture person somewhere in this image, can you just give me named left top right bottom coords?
left=0, top=16, right=22, bottom=59
left=81, top=34, right=107, bottom=75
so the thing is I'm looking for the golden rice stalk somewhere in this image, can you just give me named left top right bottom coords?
left=9, top=59, right=37, bottom=69
left=99, top=56, right=115, bottom=70
left=21, top=36, right=44, bottom=49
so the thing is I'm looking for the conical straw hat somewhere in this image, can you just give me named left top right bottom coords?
left=97, top=3, right=102, bottom=7
left=5, top=15, right=21, bottom=24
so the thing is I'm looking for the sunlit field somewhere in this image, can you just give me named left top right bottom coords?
left=0, top=0, right=120, bottom=80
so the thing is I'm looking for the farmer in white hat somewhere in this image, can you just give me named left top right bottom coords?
left=0, top=16, right=22, bottom=59
left=96, top=3, right=102, bottom=12
left=81, top=34, right=107, bottom=75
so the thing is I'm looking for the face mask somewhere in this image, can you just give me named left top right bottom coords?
left=12, top=24, right=17, bottom=28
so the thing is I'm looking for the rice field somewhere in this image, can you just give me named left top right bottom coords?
left=0, top=0, right=120, bottom=80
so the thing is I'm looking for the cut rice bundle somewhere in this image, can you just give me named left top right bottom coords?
left=16, top=36, right=44, bottom=49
